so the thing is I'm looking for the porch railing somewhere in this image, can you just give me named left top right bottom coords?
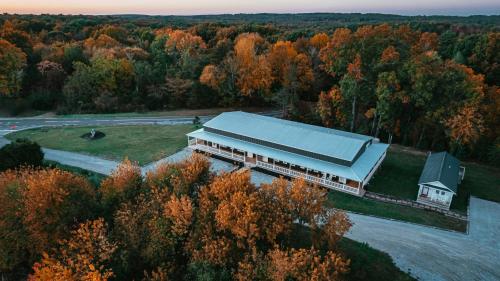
left=255, top=161, right=359, bottom=195
left=190, top=144, right=245, bottom=162
left=417, top=195, right=451, bottom=209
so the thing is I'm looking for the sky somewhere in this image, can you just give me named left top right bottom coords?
left=1, top=0, right=499, bottom=16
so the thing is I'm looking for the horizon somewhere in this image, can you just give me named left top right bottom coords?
left=1, top=0, right=500, bottom=17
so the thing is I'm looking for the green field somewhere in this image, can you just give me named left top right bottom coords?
left=7, top=125, right=196, bottom=165
left=367, top=146, right=500, bottom=212
left=337, top=238, right=415, bottom=281
left=325, top=191, right=467, bottom=232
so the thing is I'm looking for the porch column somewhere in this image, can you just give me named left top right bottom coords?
left=231, top=148, right=234, bottom=158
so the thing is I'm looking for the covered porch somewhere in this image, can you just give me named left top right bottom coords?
left=416, top=184, right=453, bottom=210
left=188, top=135, right=362, bottom=196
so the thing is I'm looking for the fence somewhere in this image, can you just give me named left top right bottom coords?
left=365, top=191, right=468, bottom=221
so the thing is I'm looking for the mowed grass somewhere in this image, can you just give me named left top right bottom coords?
left=366, top=146, right=500, bottom=212
left=325, top=191, right=467, bottom=232
left=7, top=125, right=196, bottom=165
left=337, top=238, right=415, bottom=281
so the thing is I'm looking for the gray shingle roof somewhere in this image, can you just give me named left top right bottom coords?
left=202, top=111, right=373, bottom=163
left=418, top=152, right=460, bottom=193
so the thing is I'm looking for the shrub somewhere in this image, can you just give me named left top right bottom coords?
left=0, top=139, right=44, bottom=171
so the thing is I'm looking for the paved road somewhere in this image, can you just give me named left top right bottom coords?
left=0, top=110, right=281, bottom=132
left=43, top=148, right=120, bottom=175
left=0, top=111, right=280, bottom=175
left=347, top=197, right=500, bottom=281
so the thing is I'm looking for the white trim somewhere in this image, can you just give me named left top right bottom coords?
left=420, top=181, right=455, bottom=194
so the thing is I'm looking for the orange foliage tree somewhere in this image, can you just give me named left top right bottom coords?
left=29, top=218, right=117, bottom=281
left=233, top=33, right=272, bottom=96
left=0, top=168, right=97, bottom=272
left=267, top=247, right=349, bottom=281
left=100, top=158, right=143, bottom=208
left=267, top=41, right=314, bottom=116
left=0, top=39, right=27, bottom=95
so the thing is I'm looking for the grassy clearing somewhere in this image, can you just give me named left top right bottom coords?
left=337, top=238, right=415, bottom=281
left=326, top=191, right=467, bottom=232
left=7, top=125, right=195, bottom=165
left=366, top=146, right=500, bottom=212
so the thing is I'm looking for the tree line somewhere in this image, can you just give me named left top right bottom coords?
left=0, top=155, right=353, bottom=281
left=0, top=15, right=498, bottom=161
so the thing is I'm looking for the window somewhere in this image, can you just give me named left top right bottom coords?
left=436, top=190, right=439, bottom=194
left=441, top=191, right=445, bottom=195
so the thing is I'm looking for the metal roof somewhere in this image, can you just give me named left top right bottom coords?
left=202, top=111, right=373, bottom=163
left=418, top=152, right=460, bottom=193
left=187, top=128, right=388, bottom=182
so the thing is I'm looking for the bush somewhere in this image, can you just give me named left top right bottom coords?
left=0, top=139, right=44, bottom=171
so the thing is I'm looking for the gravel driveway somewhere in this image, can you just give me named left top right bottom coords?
left=346, top=197, right=500, bottom=281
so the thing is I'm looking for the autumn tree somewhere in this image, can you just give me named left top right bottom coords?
left=29, top=218, right=117, bottom=281
left=0, top=168, right=97, bottom=275
left=445, top=105, right=485, bottom=153
left=267, top=41, right=313, bottom=116
left=320, top=28, right=355, bottom=78
left=266, top=247, right=349, bottom=281
left=375, top=71, right=403, bottom=140
left=165, top=29, right=207, bottom=78
left=37, top=60, right=66, bottom=96
left=309, top=33, right=329, bottom=52
left=200, top=64, right=220, bottom=89
left=0, top=39, right=27, bottom=96
left=0, top=170, right=29, bottom=275
left=233, top=33, right=272, bottom=96
left=112, top=154, right=210, bottom=279
left=100, top=158, right=142, bottom=213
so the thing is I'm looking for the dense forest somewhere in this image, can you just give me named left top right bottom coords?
left=0, top=155, right=365, bottom=281
left=0, top=14, right=498, bottom=162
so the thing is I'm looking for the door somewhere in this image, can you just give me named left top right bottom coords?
left=421, top=186, right=429, bottom=197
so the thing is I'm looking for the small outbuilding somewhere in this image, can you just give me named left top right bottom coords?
left=416, top=151, right=465, bottom=210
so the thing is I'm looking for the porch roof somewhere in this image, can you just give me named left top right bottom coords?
left=187, top=128, right=388, bottom=182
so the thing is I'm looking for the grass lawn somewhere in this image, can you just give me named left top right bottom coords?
left=366, top=145, right=500, bottom=212
left=337, top=238, right=415, bottom=281
left=7, top=125, right=196, bottom=165
left=325, top=190, right=467, bottom=232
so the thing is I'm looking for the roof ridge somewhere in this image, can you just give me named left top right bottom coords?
left=233, top=111, right=371, bottom=143
left=437, top=152, right=447, bottom=183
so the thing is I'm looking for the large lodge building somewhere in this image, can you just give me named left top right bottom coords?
left=187, top=111, right=389, bottom=196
